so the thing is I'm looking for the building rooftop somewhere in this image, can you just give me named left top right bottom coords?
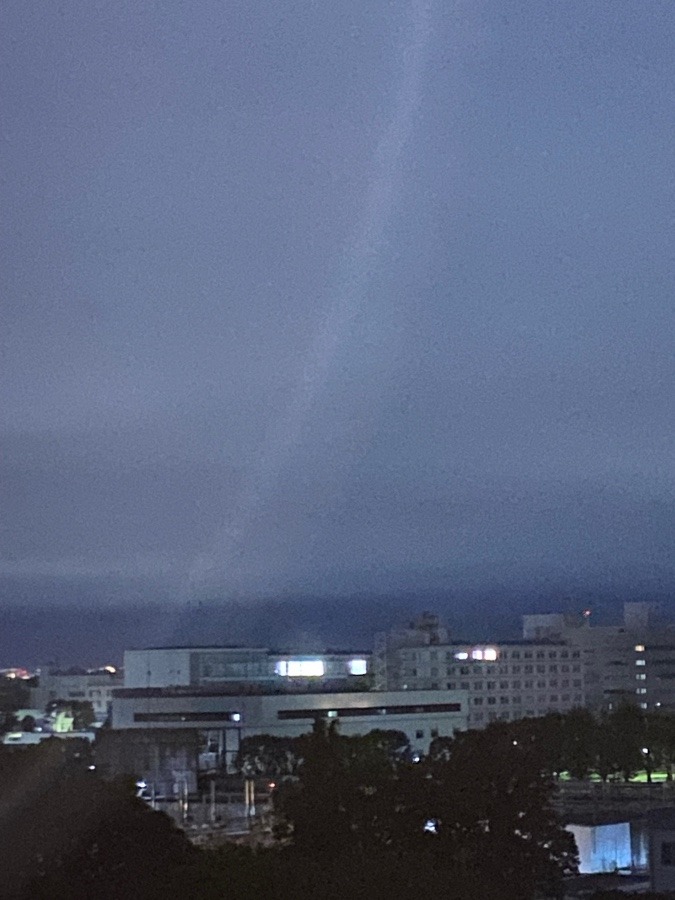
left=128, top=645, right=370, bottom=655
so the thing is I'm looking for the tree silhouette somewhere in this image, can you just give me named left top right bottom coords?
left=274, top=717, right=577, bottom=899
left=0, top=739, right=200, bottom=899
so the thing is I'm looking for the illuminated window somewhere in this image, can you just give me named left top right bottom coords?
left=275, top=660, right=325, bottom=677
left=348, top=659, right=368, bottom=676
left=636, top=660, right=646, bottom=666
left=455, top=652, right=469, bottom=660
left=483, top=648, right=498, bottom=661
left=635, top=645, right=645, bottom=652
left=471, top=649, right=484, bottom=660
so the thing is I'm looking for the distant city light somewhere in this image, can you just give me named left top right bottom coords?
left=348, top=659, right=368, bottom=675
left=0, top=668, right=32, bottom=680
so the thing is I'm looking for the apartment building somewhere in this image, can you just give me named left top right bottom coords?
left=523, top=602, right=675, bottom=713
left=374, top=614, right=584, bottom=728
left=374, top=602, right=675, bottom=726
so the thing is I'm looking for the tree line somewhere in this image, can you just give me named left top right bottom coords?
left=0, top=719, right=579, bottom=899
left=3, top=705, right=675, bottom=898
left=236, top=703, right=675, bottom=784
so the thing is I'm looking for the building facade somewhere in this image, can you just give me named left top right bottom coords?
left=31, top=667, right=122, bottom=723
left=123, top=646, right=371, bottom=692
left=375, top=604, right=675, bottom=723
left=374, top=614, right=585, bottom=728
left=523, top=602, right=675, bottom=713
left=95, top=728, right=200, bottom=797
left=110, top=687, right=469, bottom=769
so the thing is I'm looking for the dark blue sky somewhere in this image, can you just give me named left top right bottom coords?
left=2, top=1, right=674, bottom=643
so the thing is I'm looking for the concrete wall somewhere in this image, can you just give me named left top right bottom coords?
left=124, top=649, right=192, bottom=688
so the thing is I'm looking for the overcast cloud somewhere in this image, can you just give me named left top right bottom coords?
left=2, top=1, right=674, bottom=610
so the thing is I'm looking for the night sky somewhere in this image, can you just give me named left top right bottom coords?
left=2, top=2, right=674, bottom=663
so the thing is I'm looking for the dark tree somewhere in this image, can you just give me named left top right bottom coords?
left=421, top=721, right=578, bottom=898
left=274, top=719, right=577, bottom=899
left=648, top=711, right=675, bottom=781
left=0, top=739, right=202, bottom=899
left=610, top=701, right=645, bottom=782
left=234, top=733, right=304, bottom=778
left=561, top=707, right=598, bottom=780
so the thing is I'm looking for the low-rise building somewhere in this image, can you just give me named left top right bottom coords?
left=123, top=646, right=371, bottom=692
left=110, top=686, right=468, bottom=770
left=95, top=728, right=200, bottom=797
left=31, top=667, right=122, bottom=723
left=648, top=808, right=675, bottom=893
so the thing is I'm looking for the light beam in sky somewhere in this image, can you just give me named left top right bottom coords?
left=186, top=1, right=434, bottom=598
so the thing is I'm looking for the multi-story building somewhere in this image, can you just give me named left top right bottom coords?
left=108, top=642, right=467, bottom=779
left=31, top=666, right=122, bottom=723
left=523, top=602, right=675, bottom=713
left=377, top=603, right=675, bottom=723
left=374, top=614, right=584, bottom=728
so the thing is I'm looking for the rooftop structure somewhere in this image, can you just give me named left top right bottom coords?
left=123, top=645, right=371, bottom=692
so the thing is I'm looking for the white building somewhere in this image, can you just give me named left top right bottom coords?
left=523, top=602, right=675, bottom=713
left=110, top=687, right=468, bottom=768
left=374, top=614, right=585, bottom=727
left=31, top=668, right=122, bottom=723
left=123, top=646, right=371, bottom=691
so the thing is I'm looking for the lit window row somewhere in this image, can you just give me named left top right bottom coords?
left=454, top=647, right=498, bottom=662
left=273, top=658, right=368, bottom=677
